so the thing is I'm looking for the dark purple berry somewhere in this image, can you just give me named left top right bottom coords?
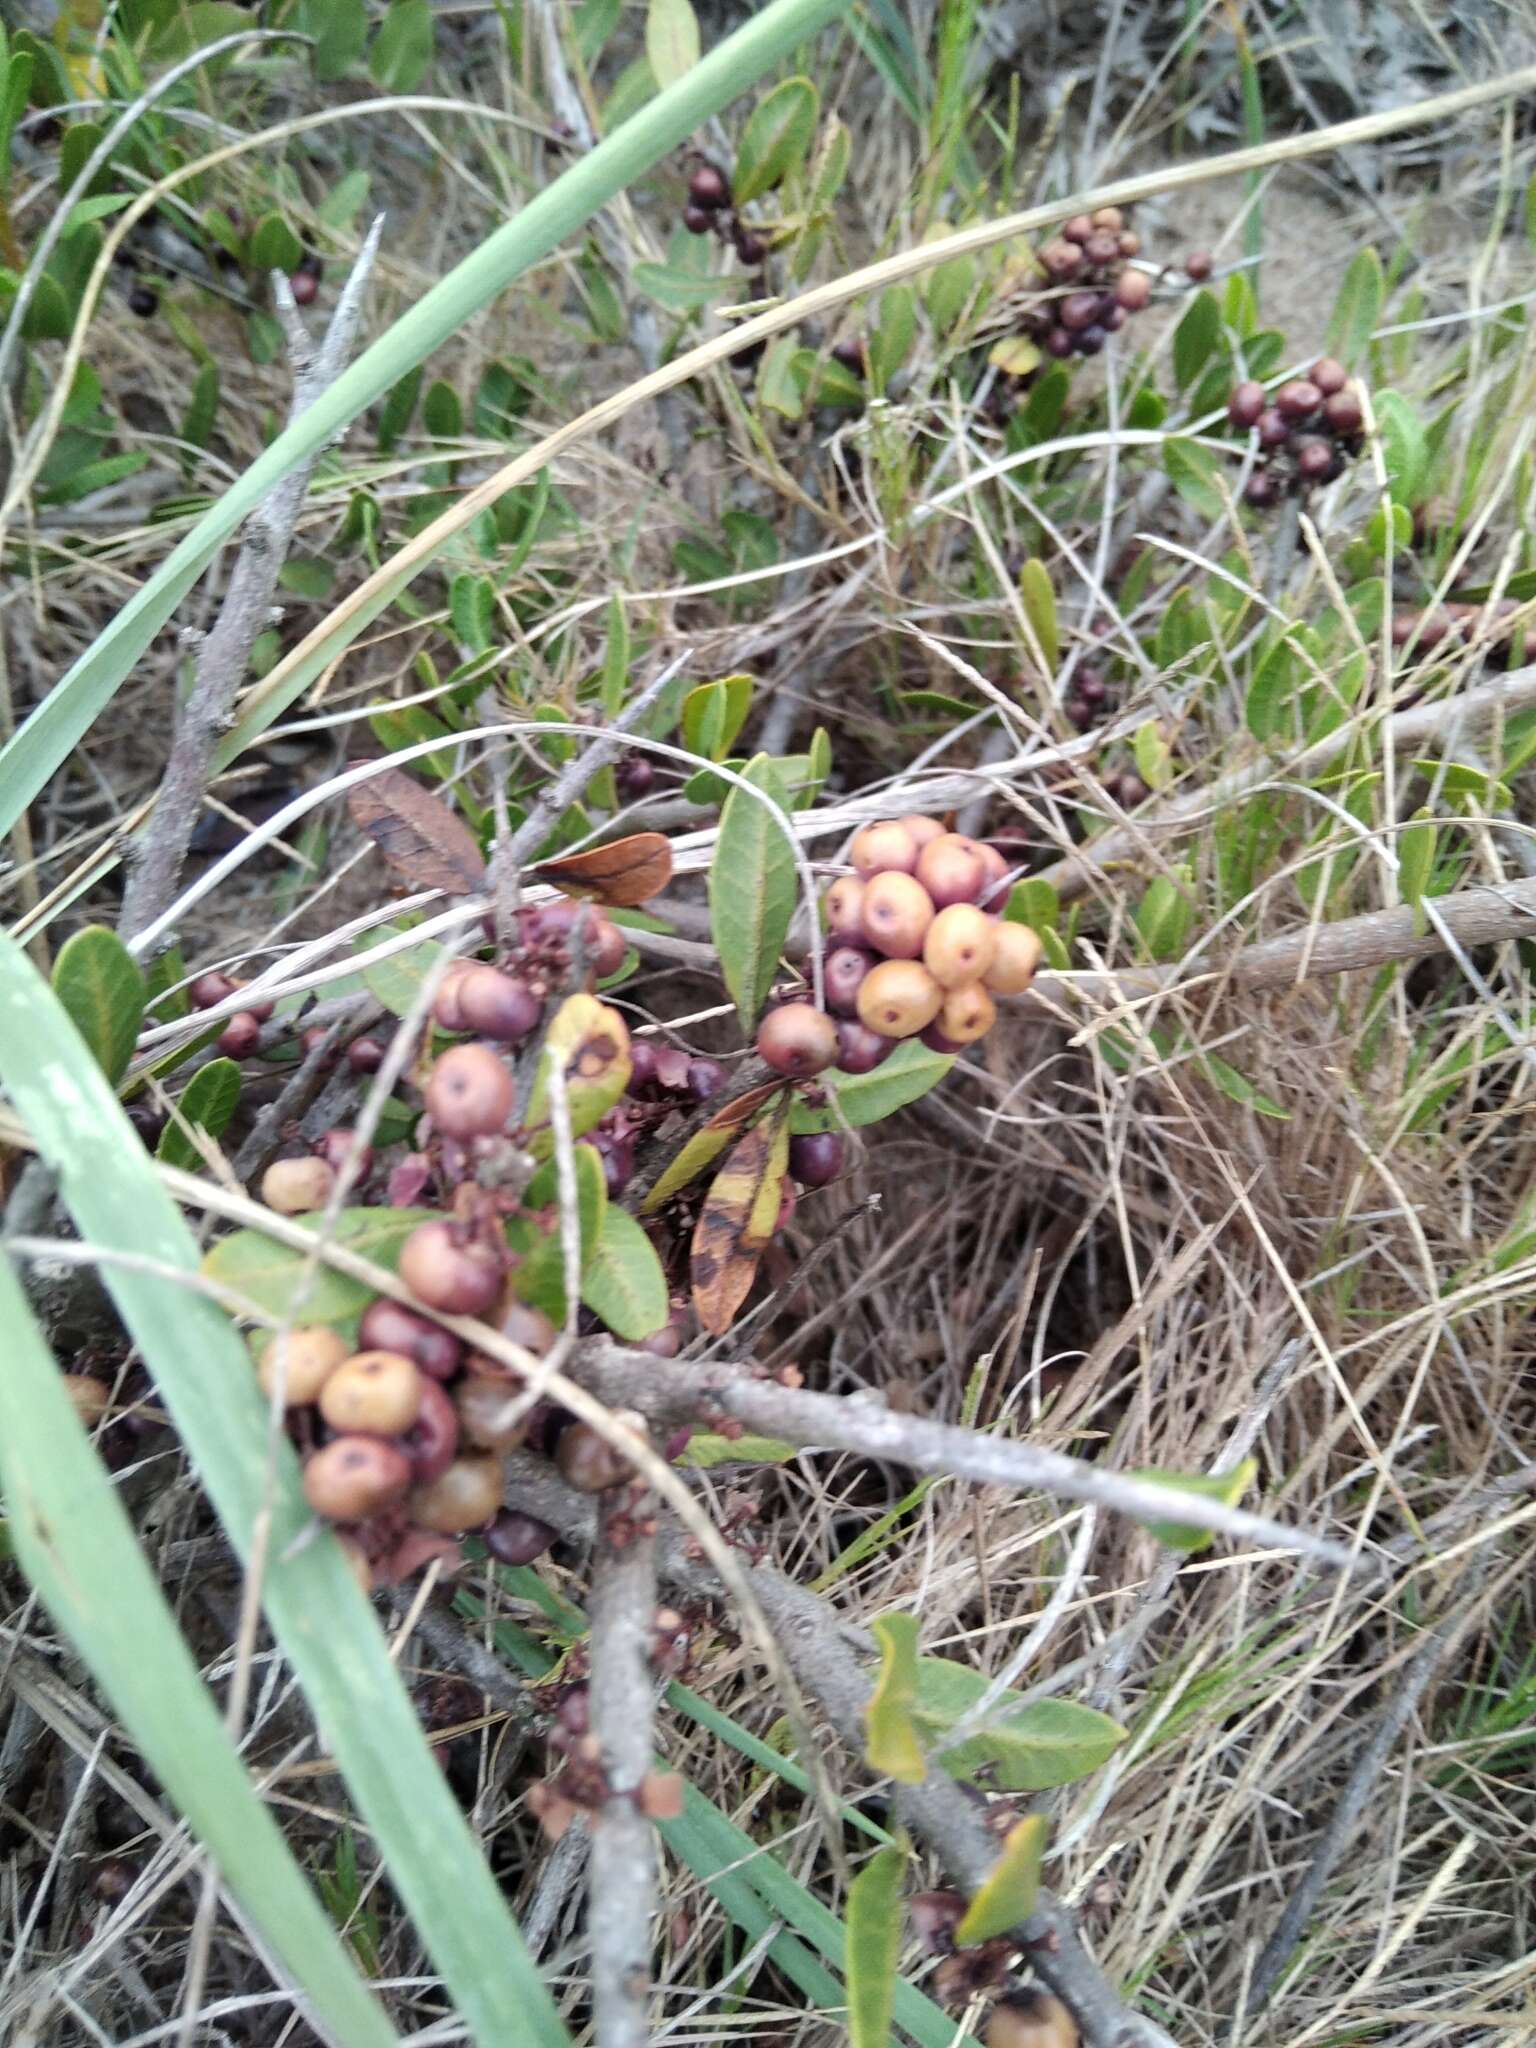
left=789, top=1133, right=845, bottom=1188
left=1183, top=250, right=1213, bottom=281
left=686, top=1058, right=726, bottom=1102
left=129, top=284, right=158, bottom=318
left=823, top=942, right=877, bottom=1017
left=485, top=1510, right=558, bottom=1566
left=1228, top=381, right=1266, bottom=429
left=1044, top=326, right=1074, bottom=358
left=688, top=163, right=730, bottom=210
left=733, top=229, right=767, bottom=267
left=1244, top=472, right=1279, bottom=508
left=1076, top=325, right=1107, bottom=355
left=1295, top=437, right=1334, bottom=482
left=833, top=1019, right=895, bottom=1073
left=616, top=754, right=655, bottom=799
left=1276, top=378, right=1322, bottom=422
left=1257, top=408, right=1289, bottom=449
left=1324, top=389, right=1363, bottom=436
left=627, top=1040, right=657, bottom=1093
left=683, top=204, right=714, bottom=235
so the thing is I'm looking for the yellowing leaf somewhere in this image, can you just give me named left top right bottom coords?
left=645, top=0, right=699, bottom=88
left=690, top=1109, right=789, bottom=1335
left=954, top=1815, right=1046, bottom=1946
left=988, top=335, right=1043, bottom=379
left=640, top=1080, right=785, bottom=1213
left=846, top=1844, right=907, bottom=2048
left=524, top=995, right=630, bottom=1156
left=864, top=1613, right=926, bottom=1785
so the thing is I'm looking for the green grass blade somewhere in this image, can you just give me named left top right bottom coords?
left=0, top=934, right=571, bottom=2046
left=0, top=0, right=850, bottom=838
left=0, top=1257, right=397, bottom=2048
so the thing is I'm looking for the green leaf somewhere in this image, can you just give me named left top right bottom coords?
left=156, top=1057, right=241, bottom=1170
left=847, top=1845, right=906, bottom=2048
left=318, top=168, right=372, bottom=232
left=680, top=1432, right=798, bottom=1469
left=423, top=378, right=463, bottom=439
left=581, top=1205, right=669, bottom=1339
left=370, top=0, right=434, bottom=90
left=734, top=75, right=819, bottom=203
left=1245, top=629, right=1301, bottom=743
left=1172, top=288, right=1220, bottom=390
left=1127, top=1459, right=1259, bottom=1553
left=202, top=1208, right=436, bottom=1326
left=710, top=754, right=797, bottom=1032
left=51, top=926, right=145, bottom=1084
left=1134, top=866, right=1195, bottom=962
left=0, top=53, right=34, bottom=197
left=1163, top=438, right=1226, bottom=522
left=869, top=284, right=915, bottom=390
left=451, top=571, right=497, bottom=652
left=1325, top=246, right=1384, bottom=367
left=377, top=365, right=423, bottom=452
left=758, top=334, right=806, bottom=419
left=682, top=674, right=754, bottom=762
left=1399, top=807, right=1437, bottom=916
left=1018, top=558, right=1058, bottom=671
left=865, top=1613, right=926, bottom=1784
left=1192, top=1049, right=1288, bottom=1121
left=954, top=1816, right=1046, bottom=1946
left=1004, top=878, right=1057, bottom=931
left=788, top=1040, right=953, bottom=1134
left=0, top=936, right=572, bottom=2047
left=1133, top=720, right=1173, bottom=791
left=646, top=0, right=700, bottom=88
left=179, top=362, right=219, bottom=455
left=300, top=0, right=367, bottom=80
left=0, top=1260, right=396, bottom=2047
left=1374, top=389, right=1428, bottom=506
left=910, top=1662, right=1126, bottom=1790
left=512, top=1147, right=607, bottom=1321
left=250, top=211, right=304, bottom=275
left=356, top=925, right=451, bottom=1017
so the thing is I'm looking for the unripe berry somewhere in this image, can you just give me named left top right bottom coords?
left=1090, top=205, right=1123, bottom=231
left=984, top=921, right=1044, bottom=995
left=455, top=1372, right=528, bottom=1452
left=856, top=960, right=943, bottom=1038
left=319, top=1349, right=423, bottom=1436
left=824, top=874, right=867, bottom=938
left=1276, top=378, right=1322, bottom=421
left=823, top=943, right=877, bottom=1017
left=260, top=1156, right=335, bottom=1215
left=756, top=1003, right=838, bottom=1077
left=409, top=1452, right=504, bottom=1533
left=975, top=841, right=1012, bottom=911
left=556, top=1420, right=634, bottom=1493
left=862, top=871, right=936, bottom=959
left=789, top=1133, right=844, bottom=1187
left=1114, top=268, right=1151, bottom=312
left=983, top=1991, right=1079, bottom=2048
left=834, top=1019, right=896, bottom=1073
left=403, top=1377, right=459, bottom=1485
left=217, top=1011, right=262, bottom=1058
left=425, top=1043, right=513, bottom=1139
left=457, top=966, right=540, bottom=1043
left=849, top=820, right=919, bottom=877
left=398, top=1220, right=505, bottom=1315
left=485, top=1509, right=558, bottom=1566
left=1228, top=380, right=1266, bottom=429
left=1324, top=388, right=1363, bottom=436
left=924, top=904, right=998, bottom=988
left=303, top=1435, right=411, bottom=1522
left=191, top=970, right=239, bottom=1009
left=937, top=983, right=996, bottom=1045
left=915, top=832, right=990, bottom=909
left=1310, top=355, right=1347, bottom=395
left=1117, top=230, right=1141, bottom=257
left=358, top=1298, right=462, bottom=1380
left=256, top=1326, right=349, bottom=1407
left=588, top=917, right=628, bottom=979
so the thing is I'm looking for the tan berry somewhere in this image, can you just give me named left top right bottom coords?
left=409, top=1453, right=505, bottom=1533
left=923, top=904, right=998, bottom=988
left=938, top=982, right=996, bottom=1045
left=425, top=1042, right=513, bottom=1139
left=914, top=832, right=990, bottom=908
left=62, top=1374, right=112, bottom=1426
left=984, top=1992, right=1079, bottom=2048
left=318, top=1350, right=423, bottom=1436
left=1090, top=205, right=1123, bottom=230
left=303, top=1435, right=411, bottom=1521
left=824, top=874, right=867, bottom=939
left=983, top=921, right=1044, bottom=995
left=260, top=1156, right=335, bottom=1215
left=861, top=870, right=936, bottom=959
left=398, top=1219, right=506, bottom=1315
left=849, top=820, right=919, bottom=877
left=756, top=1002, right=838, bottom=1077
left=856, top=960, right=943, bottom=1038
left=256, top=1326, right=349, bottom=1407
left=455, top=1372, right=529, bottom=1452
left=895, top=813, right=946, bottom=849
left=555, top=1416, right=647, bottom=1493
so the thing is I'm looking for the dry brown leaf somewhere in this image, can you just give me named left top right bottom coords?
left=535, top=831, right=673, bottom=908
left=690, top=1108, right=790, bottom=1336
left=348, top=767, right=487, bottom=894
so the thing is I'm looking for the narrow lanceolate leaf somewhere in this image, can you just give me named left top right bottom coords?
left=864, top=1613, right=926, bottom=1785
left=681, top=675, right=754, bottom=763
left=523, top=994, right=631, bottom=1154
left=203, top=1208, right=436, bottom=1326
left=646, top=0, right=700, bottom=86
left=0, top=937, right=571, bottom=2047
left=51, top=925, right=145, bottom=1084
left=1129, top=1459, right=1259, bottom=1554
left=1325, top=245, right=1384, bottom=367
left=733, top=75, right=819, bottom=204
left=709, top=754, right=796, bottom=1033
left=581, top=1204, right=670, bottom=1339
left=0, top=1259, right=395, bottom=2048
left=1017, top=558, right=1058, bottom=671
left=640, top=1079, right=785, bottom=1213
left=347, top=767, right=486, bottom=893
left=156, top=1056, right=241, bottom=1170
left=534, top=831, right=673, bottom=908
left=788, top=1042, right=952, bottom=1135
left=847, top=1844, right=906, bottom=2048
left=690, top=1107, right=789, bottom=1335
left=954, top=1816, right=1047, bottom=1947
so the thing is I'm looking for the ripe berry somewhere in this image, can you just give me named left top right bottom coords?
left=937, top=983, right=996, bottom=1045
left=398, top=1219, right=505, bottom=1316
left=359, top=1298, right=462, bottom=1380
left=686, top=1058, right=726, bottom=1102
left=1059, top=290, right=1100, bottom=332
left=300, top=1024, right=338, bottom=1066
left=915, top=832, right=989, bottom=909
left=1039, top=240, right=1083, bottom=281
left=1295, top=436, right=1334, bottom=482
left=896, top=814, right=945, bottom=849
left=481, top=1297, right=560, bottom=1360
left=830, top=336, right=868, bottom=374
left=256, top=1326, right=348, bottom=1407
left=1244, top=472, right=1279, bottom=509
left=1083, top=230, right=1120, bottom=265
left=595, top=1129, right=634, bottom=1197
left=789, top=1133, right=844, bottom=1187
left=555, top=1420, right=633, bottom=1493
left=627, top=1040, right=658, bottom=1093
left=983, top=921, right=1044, bottom=995
left=432, top=962, right=474, bottom=1031
left=260, top=1156, right=335, bottom=1215
left=457, top=966, right=540, bottom=1043
left=1228, top=381, right=1266, bottom=429
left=129, top=283, right=158, bottom=317
left=1076, top=325, right=1107, bottom=355
left=616, top=753, right=655, bottom=799
left=425, top=1043, right=513, bottom=1139
left=217, top=1011, right=262, bottom=1057
left=1310, top=355, right=1347, bottom=395
left=588, top=917, right=628, bottom=979
left=1183, top=249, right=1213, bottom=280
left=688, top=162, right=730, bottom=209
left=1114, top=268, right=1151, bottom=312
left=924, top=904, right=998, bottom=987
left=983, top=1991, right=1080, bottom=2048
left=455, top=1373, right=528, bottom=1452
left=347, top=1035, right=385, bottom=1073
left=823, top=943, right=877, bottom=1015
left=862, top=871, right=936, bottom=959
left=315, top=1128, right=373, bottom=1179
left=849, top=820, right=918, bottom=877
left=403, top=1377, right=459, bottom=1485
left=757, top=1003, right=838, bottom=1077
left=1324, top=389, right=1363, bottom=436
left=289, top=268, right=318, bottom=306
left=834, top=1019, right=895, bottom=1072
left=856, top=960, right=943, bottom=1038
left=734, top=228, right=767, bottom=268
left=62, top=1375, right=112, bottom=1426
left=1117, top=230, right=1141, bottom=257
left=1045, top=326, right=1074, bottom=358
left=1276, top=378, right=1322, bottom=421
left=319, top=1349, right=423, bottom=1436
left=191, top=970, right=239, bottom=1009
left=303, top=1435, right=411, bottom=1522
left=409, top=1452, right=504, bottom=1533
left=1062, top=213, right=1094, bottom=244
left=683, top=204, right=714, bottom=234
left=486, top=1508, right=558, bottom=1566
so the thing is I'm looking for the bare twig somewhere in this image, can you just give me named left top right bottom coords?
left=118, top=217, right=385, bottom=949
left=586, top=1485, right=660, bottom=2048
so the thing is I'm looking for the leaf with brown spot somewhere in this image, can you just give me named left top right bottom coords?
left=535, top=831, right=672, bottom=908
left=348, top=767, right=487, bottom=894
left=640, top=1079, right=786, bottom=1214
left=690, top=1106, right=789, bottom=1335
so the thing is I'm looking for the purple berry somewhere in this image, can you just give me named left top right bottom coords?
left=789, top=1133, right=845, bottom=1188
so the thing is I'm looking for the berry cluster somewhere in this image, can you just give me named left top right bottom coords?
left=1032, top=207, right=1150, bottom=359
left=752, top=818, right=1043, bottom=1080
left=681, top=157, right=765, bottom=270
left=1226, top=357, right=1363, bottom=508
